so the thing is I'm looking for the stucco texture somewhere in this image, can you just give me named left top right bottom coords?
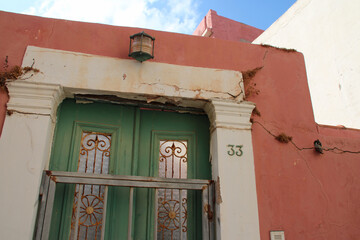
left=1, top=11, right=360, bottom=239
left=193, top=9, right=264, bottom=42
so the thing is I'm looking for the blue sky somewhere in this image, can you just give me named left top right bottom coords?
left=0, top=0, right=296, bottom=34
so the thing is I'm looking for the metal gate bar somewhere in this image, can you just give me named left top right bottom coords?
left=35, top=171, right=214, bottom=240
left=127, top=187, right=134, bottom=240
left=40, top=177, right=56, bottom=240
left=202, top=185, right=210, bottom=239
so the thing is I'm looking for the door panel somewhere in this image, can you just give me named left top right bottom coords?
left=135, top=109, right=210, bottom=239
left=49, top=100, right=136, bottom=239
left=49, top=99, right=210, bottom=240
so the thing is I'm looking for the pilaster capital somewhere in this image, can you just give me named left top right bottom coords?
left=7, top=81, right=65, bottom=121
left=205, top=99, right=255, bottom=131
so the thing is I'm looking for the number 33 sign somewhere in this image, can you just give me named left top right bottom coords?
left=227, top=144, right=243, bottom=157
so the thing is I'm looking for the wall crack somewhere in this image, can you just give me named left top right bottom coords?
left=139, top=81, right=243, bottom=100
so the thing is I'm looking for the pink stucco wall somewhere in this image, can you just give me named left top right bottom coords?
left=193, top=9, right=264, bottom=42
left=1, top=11, right=360, bottom=239
left=247, top=47, right=360, bottom=239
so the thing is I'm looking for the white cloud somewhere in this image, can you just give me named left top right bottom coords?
left=22, top=0, right=200, bottom=34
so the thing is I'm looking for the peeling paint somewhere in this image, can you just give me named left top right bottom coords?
left=21, top=46, right=245, bottom=103
left=204, top=203, right=214, bottom=221
left=75, top=94, right=207, bottom=115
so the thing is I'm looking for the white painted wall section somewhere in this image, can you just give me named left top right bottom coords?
left=0, top=82, right=63, bottom=240
left=0, top=115, right=52, bottom=240
left=254, top=0, right=360, bottom=129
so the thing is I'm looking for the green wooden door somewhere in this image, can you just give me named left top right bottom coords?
left=49, top=99, right=210, bottom=240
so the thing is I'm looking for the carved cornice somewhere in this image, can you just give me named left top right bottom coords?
left=7, top=81, right=65, bottom=121
left=205, top=99, right=255, bottom=131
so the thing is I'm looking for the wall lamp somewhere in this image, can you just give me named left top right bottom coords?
left=129, top=31, right=155, bottom=62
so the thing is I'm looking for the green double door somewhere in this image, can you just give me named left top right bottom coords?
left=49, top=99, right=211, bottom=239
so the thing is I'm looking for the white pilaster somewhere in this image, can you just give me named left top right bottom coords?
left=7, top=81, right=65, bottom=121
left=0, top=81, right=64, bottom=240
left=206, top=99, right=261, bottom=240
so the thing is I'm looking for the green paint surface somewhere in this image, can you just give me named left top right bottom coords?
left=49, top=99, right=210, bottom=239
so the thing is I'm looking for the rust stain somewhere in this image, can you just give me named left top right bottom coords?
left=147, top=177, right=156, bottom=182
left=208, top=208, right=214, bottom=221
left=215, top=176, right=223, bottom=204
left=195, top=90, right=202, bottom=99
left=50, top=175, right=57, bottom=182
left=204, top=204, right=209, bottom=212
left=45, top=170, right=52, bottom=176
left=146, top=96, right=161, bottom=103
left=173, top=84, right=180, bottom=91
left=204, top=204, right=214, bottom=221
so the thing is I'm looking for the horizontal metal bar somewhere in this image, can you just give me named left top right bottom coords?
left=38, top=171, right=214, bottom=239
left=55, top=176, right=207, bottom=190
left=48, top=171, right=211, bottom=185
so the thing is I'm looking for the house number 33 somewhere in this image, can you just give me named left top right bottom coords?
left=227, top=144, right=243, bottom=157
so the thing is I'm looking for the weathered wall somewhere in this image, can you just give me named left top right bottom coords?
left=253, top=0, right=360, bottom=129
left=20, top=46, right=244, bottom=103
left=248, top=46, right=360, bottom=239
left=193, top=9, right=264, bottom=42
left=1, top=11, right=360, bottom=240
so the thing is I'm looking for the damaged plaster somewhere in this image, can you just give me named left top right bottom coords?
left=20, top=46, right=245, bottom=105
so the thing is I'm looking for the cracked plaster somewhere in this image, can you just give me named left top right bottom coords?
left=20, top=46, right=245, bottom=106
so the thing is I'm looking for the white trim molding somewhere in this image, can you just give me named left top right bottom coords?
left=206, top=99, right=260, bottom=240
left=205, top=99, right=255, bottom=131
left=7, top=81, right=64, bottom=122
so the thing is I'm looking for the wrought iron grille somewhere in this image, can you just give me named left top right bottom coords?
left=34, top=171, right=215, bottom=240
left=70, top=132, right=111, bottom=239
left=158, top=140, right=188, bottom=239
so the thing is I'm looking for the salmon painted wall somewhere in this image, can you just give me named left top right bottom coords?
left=193, top=9, right=264, bottom=42
left=247, top=47, right=360, bottom=239
left=1, top=11, right=360, bottom=239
